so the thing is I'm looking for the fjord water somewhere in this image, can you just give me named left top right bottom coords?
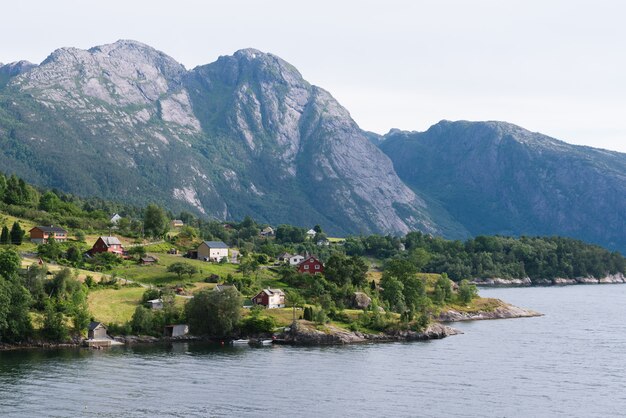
left=2, top=286, right=626, bottom=417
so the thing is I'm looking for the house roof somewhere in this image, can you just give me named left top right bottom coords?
left=141, top=256, right=157, bottom=262
left=202, top=241, right=228, bottom=249
left=147, top=299, right=163, bottom=304
left=307, top=229, right=316, bottom=234
left=99, top=236, right=122, bottom=246
left=32, top=225, right=67, bottom=233
left=258, top=288, right=285, bottom=296
left=88, top=321, right=106, bottom=331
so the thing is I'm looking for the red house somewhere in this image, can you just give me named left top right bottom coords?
left=90, top=236, right=124, bottom=255
left=29, top=226, right=68, bottom=244
left=298, top=256, right=324, bottom=275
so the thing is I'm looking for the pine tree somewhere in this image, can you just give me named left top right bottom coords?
left=0, top=226, right=9, bottom=245
left=10, top=222, right=24, bottom=245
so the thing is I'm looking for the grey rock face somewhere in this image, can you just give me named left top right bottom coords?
left=0, top=41, right=440, bottom=236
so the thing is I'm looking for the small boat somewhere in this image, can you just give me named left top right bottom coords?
left=231, top=339, right=250, bottom=345
left=260, top=339, right=274, bottom=346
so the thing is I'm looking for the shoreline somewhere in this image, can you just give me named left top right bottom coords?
left=471, top=273, right=626, bottom=287
left=1, top=302, right=542, bottom=351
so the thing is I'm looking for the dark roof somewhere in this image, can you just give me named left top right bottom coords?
left=88, top=321, right=106, bottom=331
left=98, top=236, right=122, bottom=246
left=32, top=225, right=67, bottom=233
left=202, top=241, right=228, bottom=249
left=141, top=256, right=157, bottom=262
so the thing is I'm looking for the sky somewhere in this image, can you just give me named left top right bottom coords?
left=2, top=0, right=625, bottom=152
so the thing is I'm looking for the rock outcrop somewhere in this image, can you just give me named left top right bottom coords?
left=283, top=321, right=462, bottom=345
left=436, top=303, right=542, bottom=322
left=351, top=292, right=372, bottom=309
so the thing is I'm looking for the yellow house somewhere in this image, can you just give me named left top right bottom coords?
left=197, top=241, right=229, bottom=262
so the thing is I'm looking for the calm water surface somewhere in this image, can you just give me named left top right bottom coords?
left=2, top=286, right=626, bottom=417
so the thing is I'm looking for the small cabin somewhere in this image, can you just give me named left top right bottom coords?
left=146, top=299, right=163, bottom=310
left=260, top=226, right=275, bottom=237
left=164, top=324, right=189, bottom=337
left=140, top=256, right=158, bottom=265
left=88, top=322, right=108, bottom=340
left=277, top=252, right=293, bottom=263
left=170, top=220, right=184, bottom=228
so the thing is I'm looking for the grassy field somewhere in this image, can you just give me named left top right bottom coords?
left=112, top=253, right=241, bottom=286
left=445, top=297, right=503, bottom=313
left=263, top=307, right=297, bottom=326
left=20, top=256, right=110, bottom=283
left=88, top=286, right=146, bottom=324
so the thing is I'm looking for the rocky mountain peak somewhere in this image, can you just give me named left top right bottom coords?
left=18, top=40, right=185, bottom=107
left=0, top=60, right=37, bottom=76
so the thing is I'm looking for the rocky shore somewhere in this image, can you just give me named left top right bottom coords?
left=280, top=322, right=462, bottom=346
left=436, top=303, right=542, bottom=322
left=0, top=336, right=83, bottom=351
left=471, top=273, right=626, bottom=287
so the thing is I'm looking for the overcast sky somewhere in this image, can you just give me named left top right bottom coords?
left=2, top=0, right=625, bottom=152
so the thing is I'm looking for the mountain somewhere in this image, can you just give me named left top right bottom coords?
left=380, top=120, right=626, bottom=252
left=0, top=40, right=445, bottom=236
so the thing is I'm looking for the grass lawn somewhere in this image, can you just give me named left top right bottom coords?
left=88, top=286, right=146, bottom=324
left=0, top=212, right=36, bottom=232
left=112, top=253, right=241, bottom=286
left=20, top=256, right=108, bottom=283
left=445, top=297, right=503, bottom=313
left=263, top=307, right=297, bottom=326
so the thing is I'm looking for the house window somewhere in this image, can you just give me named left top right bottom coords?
left=304, top=265, right=309, bottom=269
left=315, top=265, right=320, bottom=270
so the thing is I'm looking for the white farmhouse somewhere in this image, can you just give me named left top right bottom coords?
left=197, top=241, right=229, bottom=262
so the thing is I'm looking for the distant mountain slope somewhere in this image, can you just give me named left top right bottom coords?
left=0, top=40, right=445, bottom=236
left=380, top=120, right=626, bottom=252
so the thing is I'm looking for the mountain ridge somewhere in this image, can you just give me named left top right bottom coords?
left=0, top=40, right=445, bottom=237
left=380, top=120, right=626, bottom=252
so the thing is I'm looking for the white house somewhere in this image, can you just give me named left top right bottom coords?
left=252, top=288, right=286, bottom=309
left=110, top=213, right=122, bottom=225
left=197, top=241, right=229, bottom=262
left=306, top=229, right=317, bottom=239
left=289, top=254, right=305, bottom=266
